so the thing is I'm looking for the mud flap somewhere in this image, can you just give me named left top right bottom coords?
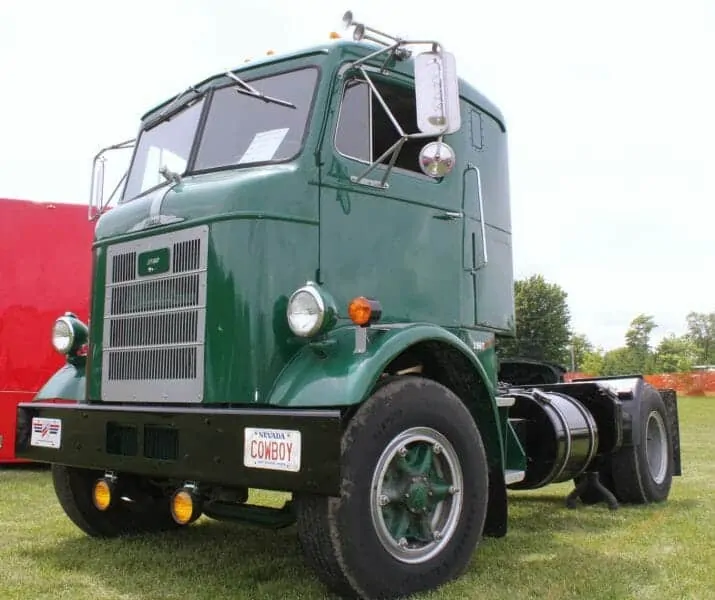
left=482, top=465, right=507, bottom=537
left=657, top=388, right=682, bottom=476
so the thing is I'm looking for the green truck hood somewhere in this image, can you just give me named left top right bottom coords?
left=94, top=164, right=317, bottom=242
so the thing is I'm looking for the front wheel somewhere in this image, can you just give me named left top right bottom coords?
left=295, top=376, right=489, bottom=599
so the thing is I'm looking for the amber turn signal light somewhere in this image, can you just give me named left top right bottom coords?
left=348, top=296, right=382, bottom=326
left=92, top=478, right=114, bottom=511
left=170, top=487, right=202, bottom=525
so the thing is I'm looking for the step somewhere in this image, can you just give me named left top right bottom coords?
left=495, top=395, right=515, bottom=408
left=504, top=469, right=526, bottom=485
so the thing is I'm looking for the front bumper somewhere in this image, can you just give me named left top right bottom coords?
left=15, top=402, right=342, bottom=495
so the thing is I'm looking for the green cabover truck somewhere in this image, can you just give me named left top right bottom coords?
left=16, top=12, right=681, bottom=600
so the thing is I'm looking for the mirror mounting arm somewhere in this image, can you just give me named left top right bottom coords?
left=350, top=41, right=403, bottom=70
left=358, top=65, right=406, bottom=138
left=348, top=62, right=437, bottom=188
left=89, top=138, right=135, bottom=221
left=379, top=137, right=406, bottom=187
left=342, top=11, right=461, bottom=185
left=349, top=39, right=443, bottom=71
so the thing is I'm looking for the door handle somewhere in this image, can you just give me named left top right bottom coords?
left=465, top=162, right=488, bottom=267
left=433, top=211, right=463, bottom=221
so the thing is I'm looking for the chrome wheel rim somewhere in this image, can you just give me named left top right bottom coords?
left=369, top=427, right=463, bottom=564
left=645, top=411, right=668, bottom=484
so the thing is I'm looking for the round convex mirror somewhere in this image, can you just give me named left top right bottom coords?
left=418, top=141, right=456, bottom=178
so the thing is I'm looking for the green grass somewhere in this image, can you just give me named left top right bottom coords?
left=1, top=397, right=713, bottom=600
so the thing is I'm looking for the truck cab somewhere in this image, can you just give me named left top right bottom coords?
left=15, top=12, right=679, bottom=600
left=85, top=34, right=515, bottom=412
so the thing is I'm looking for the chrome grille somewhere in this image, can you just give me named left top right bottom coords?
left=101, top=225, right=208, bottom=403
left=109, top=274, right=200, bottom=314
left=173, top=239, right=201, bottom=272
left=108, top=347, right=198, bottom=380
left=111, top=252, right=136, bottom=283
left=108, top=311, right=199, bottom=347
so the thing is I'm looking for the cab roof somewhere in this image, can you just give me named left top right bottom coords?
left=141, top=39, right=506, bottom=132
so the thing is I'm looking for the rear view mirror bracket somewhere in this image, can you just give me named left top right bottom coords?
left=340, top=11, right=462, bottom=187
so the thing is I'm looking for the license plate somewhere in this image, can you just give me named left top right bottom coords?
left=30, top=417, right=62, bottom=449
left=243, top=427, right=301, bottom=472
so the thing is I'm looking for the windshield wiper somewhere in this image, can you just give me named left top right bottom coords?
left=224, top=71, right=296, bottom=109
left=145, top=85, right=203, bottom=128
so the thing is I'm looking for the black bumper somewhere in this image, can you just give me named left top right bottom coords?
left=15, top=402, right=342, bottom=495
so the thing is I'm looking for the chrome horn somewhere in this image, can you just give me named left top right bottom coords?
left=342, top=10, right=404, bottom=48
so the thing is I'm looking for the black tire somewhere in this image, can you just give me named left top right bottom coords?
left=609, top=383, right=674, bottom=504
left=295, top=376, right=489, bottom=599
left=52, top=465, right=181, bottom=537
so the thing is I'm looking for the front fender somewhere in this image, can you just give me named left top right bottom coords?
left=267, top=323, right=495, bottom=409
left=34, top=362, right=86, bottom=402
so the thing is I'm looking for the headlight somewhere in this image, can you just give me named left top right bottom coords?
left=51, top=313, right=89, bottom=355
left=52, top=317, right=75, bottom=354
left=287, top=284, right=326, bottom=337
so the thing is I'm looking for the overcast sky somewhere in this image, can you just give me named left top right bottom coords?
left=1, top=0, right=712, bottom=351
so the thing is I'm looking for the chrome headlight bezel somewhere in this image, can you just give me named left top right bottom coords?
left=51, top=317, right=75, bottom=354
left=51, top=313, right=88, bottom=356
left=286, top=282, right=336, bottom=338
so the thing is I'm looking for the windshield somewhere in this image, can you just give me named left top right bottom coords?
left=193, top=67, right=318, bottom=171
left=122, top=98, right=205, bottom=202
left=121, top=66, right=318, bottom=203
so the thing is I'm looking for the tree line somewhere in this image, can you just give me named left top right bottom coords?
left=496, top=274, right=714, bottom=376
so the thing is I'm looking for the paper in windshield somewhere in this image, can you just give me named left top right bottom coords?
left=238, top=128, right=289, bottom=164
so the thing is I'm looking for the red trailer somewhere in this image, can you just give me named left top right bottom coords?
left=0, top=198, right=93, bottom=463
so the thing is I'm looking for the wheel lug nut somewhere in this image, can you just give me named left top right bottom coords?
left=378, top=494, right=389, bottom=506
left=398, top=446, right=408, bottom=457
left=433, top=443, right=442, bottom=454
left=448, top=485, right=460, bottom=495
left=433, top=530, right=443, bottom=541
left=398, top=537, right=408, bottom=548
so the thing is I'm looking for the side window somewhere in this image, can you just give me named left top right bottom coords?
left=335, top=80, right=371, bottom=162
left=335, top=76, right=437, bottom=175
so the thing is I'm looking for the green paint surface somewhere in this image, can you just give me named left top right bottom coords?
left=33, top=363, right=86, bottom=402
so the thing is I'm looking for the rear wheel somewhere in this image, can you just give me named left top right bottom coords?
left=52, top=465, right=182, bottom=537
left=594, top=383, right=674, bottom=504
left=295, top=376, right=489, bottom=599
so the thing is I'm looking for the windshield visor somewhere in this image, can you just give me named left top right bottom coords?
left=123, top=98, right=205, bottom=202
left=193, top=67, right=318, bottom=171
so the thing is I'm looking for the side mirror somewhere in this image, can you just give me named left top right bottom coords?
left=419, top=141, right=455, bottom=178
left=414, top=50, right=461, bottom=135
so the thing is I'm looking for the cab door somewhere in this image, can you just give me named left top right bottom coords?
left=317, top=70, right=464, bottom=326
